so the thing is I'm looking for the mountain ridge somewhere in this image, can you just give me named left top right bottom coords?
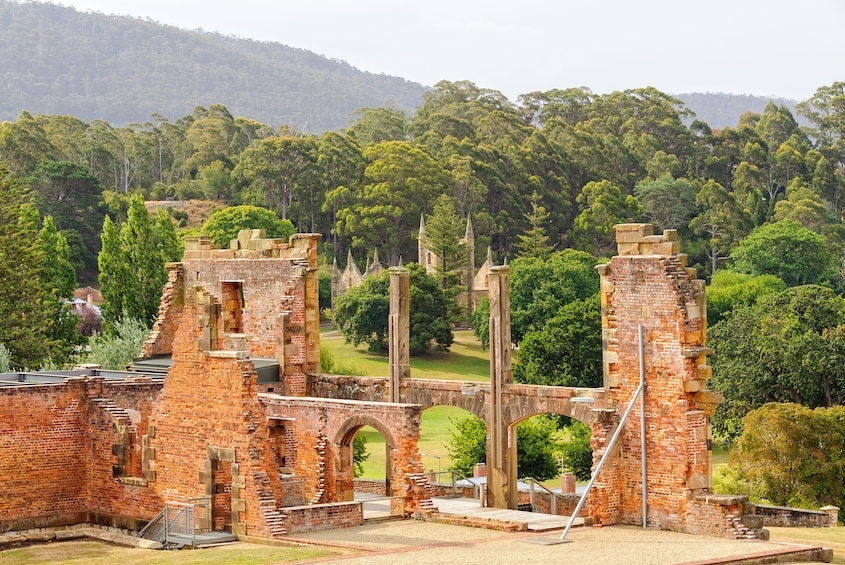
left=1, top=0, right=807, bottom=132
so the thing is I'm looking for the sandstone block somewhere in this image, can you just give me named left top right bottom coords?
left=695, top=390, right=725, bottom=404
left=683, top=380, right=701, bottom=393
left=617, top=242, right=642, bottom=256
left=686, top=474, right=709, bottom=489
left=615, top=223, right=653, bottom=242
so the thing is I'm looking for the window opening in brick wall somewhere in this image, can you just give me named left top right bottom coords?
left=212, top=459, right=233, bottom=530
left=222, top=281, right=245, bottom=334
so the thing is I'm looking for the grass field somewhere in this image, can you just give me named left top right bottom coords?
left=321, top=328, right=490, bottom=382
left=767, top=527, right=845, bottom=564
left=0, top=540, right=347, bottom=565
left=356, top=405, right=472, bottom=479
left=322, top=328, right=489, bottom=479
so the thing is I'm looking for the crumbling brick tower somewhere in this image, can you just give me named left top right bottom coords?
left=141, top=230, right=321, bottom=538
left=591, top=224, right=723, bottom=530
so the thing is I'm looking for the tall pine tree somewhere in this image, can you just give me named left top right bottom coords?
left=99, top=195, right=176, bottom=329
left=0, top=165, right=55, bottom=368
left=36, top=215, right=84, bottom=365
left=515, top=192, right=555, bottom=259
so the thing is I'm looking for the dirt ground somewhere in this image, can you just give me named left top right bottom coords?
left=287, top=521, right=834, bottom=565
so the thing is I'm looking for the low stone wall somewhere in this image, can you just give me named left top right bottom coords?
left=755, top=504, right=835, bottom=528
left=685, top=494, right=767, bottom=539
left=284, top=502, right=363, bottom=533
left=353, top=479, right=387, bottom=495
left=529, top=491, right=584, bottom=517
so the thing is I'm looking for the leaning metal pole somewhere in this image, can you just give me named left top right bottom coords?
left=560, top=324, right=646, bottom=541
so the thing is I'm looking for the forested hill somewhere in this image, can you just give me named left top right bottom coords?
left=675, top=92, right=801, bottom=129
left=0, top=1, right=427, bottom=132
left=1, top=1, right=803, bottom=132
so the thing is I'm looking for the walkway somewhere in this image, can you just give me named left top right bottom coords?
left=356, top=492, right=400, bottom=521
left=431, top=496, right=580, bottom=532
left=289, top=520, right=832, bottom=565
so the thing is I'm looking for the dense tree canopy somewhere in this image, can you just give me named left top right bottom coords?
left=508, top=250, right=600, bottom=344
left=333, top=263, right=452, bottom=355
left=729, top=220, right=839, bottom=287
left=201, top=205, right=296, bottom=248
left=0, top=166, right=55, bottom=368
left=514, top=295, right=602, bottom=388
left=447, top=414, right=561, bottom=481
left=730, top=403, right=845, bottom=511
left=709, top=285, right=845, bottom=443
left=99, top=194, right=180, bottom=328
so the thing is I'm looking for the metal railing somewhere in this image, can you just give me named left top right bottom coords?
left=431, top=470, right=487, bottom=506
left=522, top=477, right=567, bottom=515
left=137, top=496, right=211, bottom=549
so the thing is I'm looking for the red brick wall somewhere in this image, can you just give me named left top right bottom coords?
left=595, top=224, right=720, bottom=531
left=0, top=381, right=89, bottom=531
left=284, top=502, right=362, bottom=533
left=0, top=377, right=163, bottom=532
left=261, top=396, right=430, bottom=515
left=87, top=378, right=163, bottom=523
left=146, top=288, right=284, bottom=538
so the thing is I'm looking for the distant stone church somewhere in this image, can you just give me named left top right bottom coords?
left=330, top=215, right=495, bottom=316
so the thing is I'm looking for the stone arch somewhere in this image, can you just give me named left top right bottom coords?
left=334, top=414, right=398, bottom=499
left=334, top=414, right=397, bottom=449
left=400, top=383, right=488, bottom=420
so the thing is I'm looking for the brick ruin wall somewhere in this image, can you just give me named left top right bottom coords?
left=593, top=224, right=729, bottom=533
left=0, top=377, right=163, bottom=532
left=262, top=396, right=430, bottom=514
left=0, top=225, right=776, bottom=539
left=0, top=231, right=417, bottom=537
left=144, top=231, right=321, bottom=395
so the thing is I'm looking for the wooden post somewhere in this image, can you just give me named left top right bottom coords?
left=487, top=266, right=516, bottom=509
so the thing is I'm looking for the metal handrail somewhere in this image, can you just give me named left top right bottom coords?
left=522, top=477, right=568, bottom=515
left=446, top=470, right=487, bottom=506
left=137, top=497, right=212, bottom=549
left=137, top=508, right=166, bottom=542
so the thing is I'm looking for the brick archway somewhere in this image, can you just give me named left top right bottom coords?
left=335, top=414, right=398, bottom=498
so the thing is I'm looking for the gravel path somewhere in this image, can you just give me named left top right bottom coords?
left=288, top=521, right=823, bottom=565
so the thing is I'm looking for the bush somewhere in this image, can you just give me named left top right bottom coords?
left=560, top=421, right=593, bottom=481
left=318, top=344, right=366, bottom=375
left=87, top=317, right=149, bottom=370
left=730, top=403, right=845, bottom=511
left=447, top=414, right=561, bottom=481
left=0, top=343, right=11, bottom=372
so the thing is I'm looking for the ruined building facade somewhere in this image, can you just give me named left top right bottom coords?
left=1, top=224, right=760, bottom=540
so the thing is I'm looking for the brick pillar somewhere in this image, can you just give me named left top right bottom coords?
left=388, top=266, right=410, bottom=403
left=486, top=266, right=517, bottom=509
left=593, top=223, right=723, bottom=530
left=304, top=266, right=320, bottom=375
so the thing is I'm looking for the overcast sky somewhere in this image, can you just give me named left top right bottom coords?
left=55, top=0, right=844, bottom=102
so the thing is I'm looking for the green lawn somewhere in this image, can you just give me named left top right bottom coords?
left=767, top=527, right=845, bottom=564
left=0, top=540, right=346, bottom=565
left=321, top=329, right=490, bottom=382
left=356, top=405, right=473, bottom=479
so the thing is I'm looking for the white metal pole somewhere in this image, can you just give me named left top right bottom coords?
left=639, top=324, right=647, bottom=528
left=560, top=378, right=644, bottom=541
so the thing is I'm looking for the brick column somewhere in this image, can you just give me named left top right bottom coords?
left=388, top=266, right=410, bottom=403
left=486, top=266, right=517, bottom=509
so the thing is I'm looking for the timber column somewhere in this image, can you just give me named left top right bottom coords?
left=487, top=265, right=517, bottom=509
left=388, top=266, right=410, bottom=402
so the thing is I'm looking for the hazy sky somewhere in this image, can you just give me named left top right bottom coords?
left=55, top=0, right=844, bottom=102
